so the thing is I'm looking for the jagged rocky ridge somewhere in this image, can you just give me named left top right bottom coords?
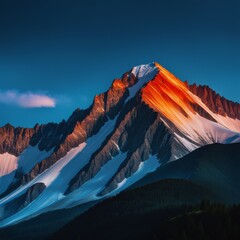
left=0, top=71, right=137, bottom=195
left=0, top=62, right=239, bottom=227
left=65, top=98, right=172, bottom=195
left=189, top=83, right=240, bottom=119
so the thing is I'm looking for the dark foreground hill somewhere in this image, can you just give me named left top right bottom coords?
left=51, top=201, right=240, bottom=240
left=134, top=142, right=240, bottom=203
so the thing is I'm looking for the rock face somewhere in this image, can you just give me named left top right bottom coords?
left=65, top=98, right=172, bottom=195
left=189, top=84, right=240, bottom=119
left=1, top=183, right=46, bottom=220
left=0, top=120, right=76, bottom=157
left=0, top=124, right=35, bottom=156
left=100, top=115, right=172, bottom=195
left=25, top=183, right=46, bottom=204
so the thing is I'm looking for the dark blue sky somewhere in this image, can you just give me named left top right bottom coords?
left=0, top=0, right=239, bottom=127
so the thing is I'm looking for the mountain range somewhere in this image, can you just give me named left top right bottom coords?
left=0, top=62, right=239, bottom=237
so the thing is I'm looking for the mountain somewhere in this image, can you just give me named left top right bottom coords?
left=0, top=62, right=239, bottom=228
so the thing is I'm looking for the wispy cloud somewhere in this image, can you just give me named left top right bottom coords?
left=0, top=90, right=56, bottom=108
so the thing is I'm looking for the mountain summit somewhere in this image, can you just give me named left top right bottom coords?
left=0, top=62, right=239, bottom=227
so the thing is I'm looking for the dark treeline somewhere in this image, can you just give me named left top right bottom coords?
left=149, top=201, right=240, bottom=240
left=51, top=201, right=240, bottom=240
left=50, top=179, right=240, bottom=240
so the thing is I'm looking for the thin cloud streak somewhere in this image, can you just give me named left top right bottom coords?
left=0, top=90, right=56, bottom=108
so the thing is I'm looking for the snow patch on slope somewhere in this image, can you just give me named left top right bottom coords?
left=0, top=172, right=16, bottom=196
left=112, top=155, right=160, bottom=195
left=190, top=92, right=240, bottom=133
left=56, top=152, right=128, bottom=209
left=131, top=63, right=157, bottom=78
left=0, top=147, right=53, bottom=195
left=18, top=146, right=54, bottom=174
left=165, top=106, right=240, bottom=160
left=172, top=89, right=240, bottom=153
left=127, top=63, right=158, bottom=100
left=0, top=146, right=53, bottom=178
left=171, top=113, right=240, bottom=160
left=0, top=153, right=18, bottom=177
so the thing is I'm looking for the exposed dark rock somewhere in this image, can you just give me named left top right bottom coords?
left=0, top=183, right=46, bottom=220
left=100, top=117, right=172, bottom=195
left=190, top=102, right=217, bottom=122
left=0, top=124, right=36, bottom=156
left=65, top=98, right=172, bottom=195
left=189, top=83, right=240, bottom=119
left=25, top=182, right=46, bottom=203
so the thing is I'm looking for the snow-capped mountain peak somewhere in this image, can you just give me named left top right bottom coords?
left=0, top=62, right=239, bottom=227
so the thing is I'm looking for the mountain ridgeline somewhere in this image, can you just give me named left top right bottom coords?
left=0, top=62, right=239, bottom=229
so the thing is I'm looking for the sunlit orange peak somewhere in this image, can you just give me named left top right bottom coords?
left=142, top=62, right=196, bottom=125
left=112, top=79, right=125, bottom=89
